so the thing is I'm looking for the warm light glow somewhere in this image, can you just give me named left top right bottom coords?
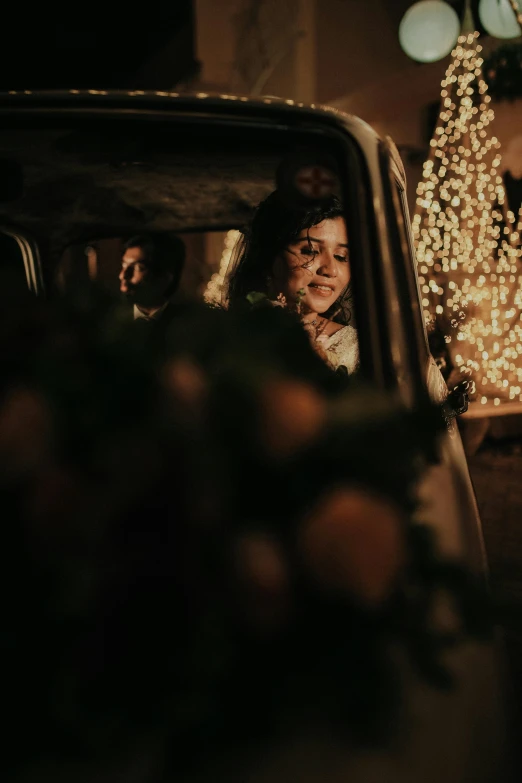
left=413, top=32, right=522, bottom=408
left=479, top=0, right=521, bottom=39
left=399, top=0, right=461, bottom=63
left=507, top=0, right=522, bottom=28
left=203, top=230, right=241, bottom=306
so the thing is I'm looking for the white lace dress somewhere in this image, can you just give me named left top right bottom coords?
left=316, top=325, right=359, bottom=374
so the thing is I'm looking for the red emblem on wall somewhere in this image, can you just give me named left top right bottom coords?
left=295, top=165, right=337, bottom=199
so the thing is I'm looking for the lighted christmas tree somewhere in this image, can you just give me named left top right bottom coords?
left=413, top=31, right=522, bottom=411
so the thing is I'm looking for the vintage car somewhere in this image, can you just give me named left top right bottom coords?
left=0, top=90, right=516, bottom=781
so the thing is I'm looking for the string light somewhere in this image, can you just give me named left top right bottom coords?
left=203, top=229, right=241, bottom=306
left=413, top=32, right=522, bottom=408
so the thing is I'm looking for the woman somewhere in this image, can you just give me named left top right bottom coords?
left=225, top=191, right=359, bottom=374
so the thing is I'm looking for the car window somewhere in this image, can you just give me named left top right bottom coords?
left=0, top=112, right=386, bottom=383
left=57, top=230, right=229, bottom=303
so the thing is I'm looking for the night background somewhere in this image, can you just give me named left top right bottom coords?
left=0, top=2, right=196, bottom=90
left=1, top=1, right=522, bottom=780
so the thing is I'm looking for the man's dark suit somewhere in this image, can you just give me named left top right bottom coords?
left=132, top=301, right=181, bottom=359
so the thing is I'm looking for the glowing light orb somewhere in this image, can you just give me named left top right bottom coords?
left=478, top=0, right=521, bottom=40
left=399, top=0, right=461, bottom=63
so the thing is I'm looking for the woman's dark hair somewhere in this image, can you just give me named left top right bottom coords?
left=226, top=191, right=354, bottom=325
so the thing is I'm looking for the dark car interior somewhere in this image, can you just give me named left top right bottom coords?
left=0, top=118, right=348, bottom=309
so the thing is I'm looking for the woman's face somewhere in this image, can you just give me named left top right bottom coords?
left=271, top=217, right=350, bottom=315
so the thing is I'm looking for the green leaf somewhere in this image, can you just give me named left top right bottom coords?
left=246, top=291, right=268, bottom=306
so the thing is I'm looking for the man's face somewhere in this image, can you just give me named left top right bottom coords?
left=119, top=246, right=171, bottom=307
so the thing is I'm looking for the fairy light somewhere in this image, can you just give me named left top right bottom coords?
left=413, top=32, right=522, bottom=408
left=203, top=229, right=241, bottom=306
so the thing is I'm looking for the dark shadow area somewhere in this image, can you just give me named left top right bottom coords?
left=0, top=3, right=196, bottom=90
left=468, top=435, right=522, bottom=774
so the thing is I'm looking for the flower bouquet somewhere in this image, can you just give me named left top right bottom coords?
left=0, top=291, right=489, bottom=781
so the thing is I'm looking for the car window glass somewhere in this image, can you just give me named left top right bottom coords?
left=0, top=117, right=368, bottom=379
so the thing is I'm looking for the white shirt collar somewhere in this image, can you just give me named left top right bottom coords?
left=133, top=301, right=169, bottom=321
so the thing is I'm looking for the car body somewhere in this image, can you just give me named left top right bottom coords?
left=0, top=90, right=516, bottom=781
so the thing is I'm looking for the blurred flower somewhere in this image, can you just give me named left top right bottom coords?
left=161, top=358, right=207, bottom=422
left=235, top=532, right=290, bottom=632
left=259, top=378, right=325, bottom=458
left=236, top=532, right=288, bottom=593
left=299, top=487, right=405, bottom=608
left=162, top=358, right=207, bottom=404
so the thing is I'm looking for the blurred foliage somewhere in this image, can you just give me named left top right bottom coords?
left=0, top=288, right=490, bottom=778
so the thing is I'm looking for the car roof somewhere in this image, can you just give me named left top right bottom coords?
left=0, top=89, right=388, bottom=247
left=0, top=88, right=382, bottom=147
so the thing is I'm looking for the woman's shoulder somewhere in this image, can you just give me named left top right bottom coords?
left=317, top=324, right=359, bottom=374
left=320, top=324, right=358, bottom=347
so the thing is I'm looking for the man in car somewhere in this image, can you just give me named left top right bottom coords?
left=119, top=232, right=185, bottom=353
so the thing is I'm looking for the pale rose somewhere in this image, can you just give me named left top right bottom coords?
left=299, top=487, right=405, bottom=607
left=259, top=379, right=325, bottom=458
